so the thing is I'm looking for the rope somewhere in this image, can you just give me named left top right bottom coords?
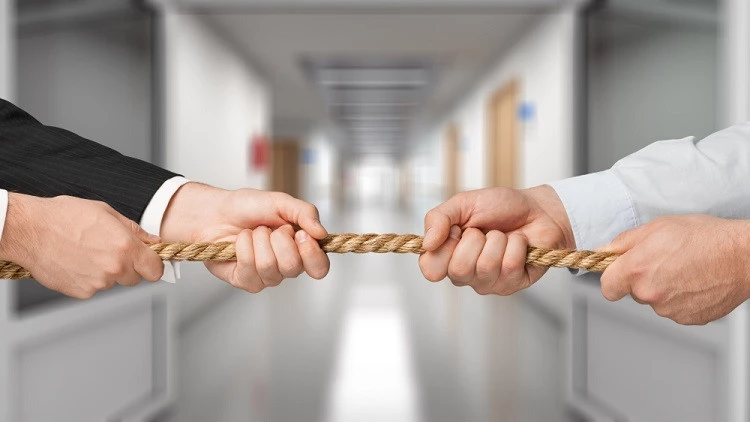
left=0, top=233, right=619, bottom=280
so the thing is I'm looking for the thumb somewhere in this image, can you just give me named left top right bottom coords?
left=598, top=226, right=649, bottom=303
left=596, top=226, right=647, bottom=254
left=112, top=212, right=161, bottom=244
left=423, top=196, right=467, bottom=251
left=274, top=194, right=327, bottom=240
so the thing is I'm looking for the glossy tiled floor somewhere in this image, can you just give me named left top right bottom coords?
left=161, top=204, right=572, bottom=422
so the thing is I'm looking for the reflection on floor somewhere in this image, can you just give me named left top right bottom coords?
left=326, top=285, right=419, bottom=422
left=161, top=205, right=572, bottom=422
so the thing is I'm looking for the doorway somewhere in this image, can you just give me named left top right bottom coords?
left=444, top=123, right=461, bottom=199
left=487, top=80, right=520, bottom=188
left=271, top=140, right=301, bottom=198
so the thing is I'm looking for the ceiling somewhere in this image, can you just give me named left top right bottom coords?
left=205, top=12, right=544, bottom=155
left=171, top=0, right=559, bottom=9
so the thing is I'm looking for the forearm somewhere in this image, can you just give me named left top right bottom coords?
left=0, top=193, right=47, bottom=264
left=159, top=182, right=229, bottom=242
left=552, top=123, right=750, bottom=249
left=0, top=99, right=180, bottom=222
left=611, top=123, right=750, bottom=222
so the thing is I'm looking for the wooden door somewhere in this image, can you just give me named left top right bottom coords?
left=444, top=123, right=461, bottom=199
left=488, top=80, right=520, bottom=188
left=271, top=140, right=300, bottom=198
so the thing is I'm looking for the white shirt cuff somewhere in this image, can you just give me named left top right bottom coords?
left=549, top=170, right=638, bottom=251
left=140, top=176, right=190, bottom=283
left=0, top=189, right=7, bottom=245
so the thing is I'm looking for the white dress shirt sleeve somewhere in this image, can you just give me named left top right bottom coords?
left=550, top=122, right=750, bottom=250
left=0, top=189, right=8, bottom=245
left=140, top=176, right=191, bottom=283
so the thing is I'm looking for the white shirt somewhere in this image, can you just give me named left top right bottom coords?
left=0, top=176, right=190, bottom=283
left=550, top=123, right=750, bottom=250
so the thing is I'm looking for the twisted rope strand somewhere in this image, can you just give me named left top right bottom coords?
left=0, top=233, right=619, bottom=280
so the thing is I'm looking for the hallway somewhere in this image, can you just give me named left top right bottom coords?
left=2, top=1, right=747, bottom=421
left=162, top=204, right=569, bottom=422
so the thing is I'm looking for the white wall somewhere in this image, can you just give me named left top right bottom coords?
left=407, top=12, right=577, bottom=422
left=588, top=22, right=719, bottom=172
left=425, top=13, right=576, bottom=192
left=162, top=13, right=271, bottom=324
left=16, top=20, right=153, bottom=161
left=301, top=131, right=338, bottom=215
left=163, top=13, right=269, bottom=191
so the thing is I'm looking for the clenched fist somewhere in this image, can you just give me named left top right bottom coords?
left=0, top=193, right=164, bottom=299
left=599, top=215, right=750, bottom=325
left=419, top=185, right=574, bottom=295
left=160, top=183, right=330, bottom=293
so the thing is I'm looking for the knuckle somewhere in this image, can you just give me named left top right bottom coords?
left=78, top=289, right=96, bottom=300
left=309, top=266, right=330, bottom=280
left=448, top=263, right=472, bottom=280
left=244, top=283, right=264, bottom=294
left=256, top=258, right=277, bottom=276
left=671, top=314, right=693, bottom=325
left=652, top=305, right=671, bottom=318
left=475, top=259, right=497, bottom=278
left=422, top=269, right=445, bottom=282
left=494, top=283, right=516, bottom=296
left=503, top=259, right=524, bottom=274
left=633, top=285, right=663, bottom=304
left=273, top=191, right=292, bottom=203
left=306, top=203, right=320, bottom=217
left=473, top=286, right=492, bottom=296
left=93, top=278, right=112, bottom=291
left=94, top=200, right=113, bottom=211
left=114, top=238, right=133, bottom=255
left=279, top=260, right=303, bottom=277
left=105, top=260, right=128, bottom=278
left=486, top=230, right=505, bottom=242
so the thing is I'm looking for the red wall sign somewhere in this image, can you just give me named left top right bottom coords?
left=250, top=134, right=269, bottom=171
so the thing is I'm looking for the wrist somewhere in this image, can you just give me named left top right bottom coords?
left=0, top=193, right=40, bottom=265
left=731, top=219, right=750, bottom=299
left=526, top=184, right=576, bottom=250
left=160, top=182, right=228, bottom=242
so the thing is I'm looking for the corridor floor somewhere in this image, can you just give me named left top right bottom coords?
left=160, top=204, right=571, bottom=422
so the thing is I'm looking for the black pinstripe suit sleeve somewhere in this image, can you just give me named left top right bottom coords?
left=0, top=99, right=180, bottom=222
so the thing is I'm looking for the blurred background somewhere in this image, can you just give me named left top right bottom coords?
left=0, top=0, right=749, bottom=421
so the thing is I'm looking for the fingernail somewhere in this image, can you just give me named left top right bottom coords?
left=449, top=226, right=462, bottom=240
left=296, top=231, right=309, bottom=243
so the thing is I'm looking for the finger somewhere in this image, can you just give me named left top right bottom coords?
left=600, top=256, right=631, bottom=302
left=234, top=229, right=264, bottom=293
left=273, top=194, right=327, bottom=239
left=296, top=230, right=331, bottom=279
left=110, top=212, right=163, bottom=282
left=271, top=225, right=304, bottom=278
left=419, top=225, right=462, bottom=282
left=497, top=232, right=531, bottom=295
left=598, top=226, right=648, bottom=254
left=131, top=236, right=166, bottom=283
left=206, top=229, right=264, bottom=293
left=253, top=226, right=283, bottom=287
left=423, top=196, right=469, bottom=251
left=475, top=230, right=508, bottom=292
left=113, top=212, right=161, bottom=244
left=447, top=228, right=485, bottom=286
left=117, top=263, right=145, bottom=287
